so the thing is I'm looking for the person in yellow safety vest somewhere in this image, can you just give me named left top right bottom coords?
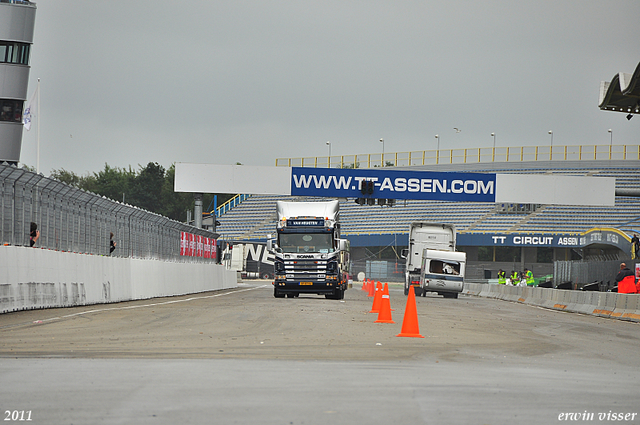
left=524, top=268, right=534, bottom=286
left=497, top=269, right=506, bottom=284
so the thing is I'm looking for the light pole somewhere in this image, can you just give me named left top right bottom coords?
left=435, top=135, right=440, bottom=164
left=380, top=138, right=384, bottom=167
left=548, top=130, right=553, bottom=160
left=491, top=133, right=496, bottom=161
left=326, top=141, right=331, bottom=157
left=608, top=129, right=612, bottom=146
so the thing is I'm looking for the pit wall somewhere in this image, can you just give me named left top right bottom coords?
left=464, top=282, right=640, bottom=323
left=0, top=246, right=237, bottom=314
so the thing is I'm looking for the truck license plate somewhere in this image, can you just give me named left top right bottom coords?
left=300, top=282, right=313, bottom=285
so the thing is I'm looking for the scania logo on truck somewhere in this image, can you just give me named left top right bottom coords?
left=297, top=254, right=315, bottom=258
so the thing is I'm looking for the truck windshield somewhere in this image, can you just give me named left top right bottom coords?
left=278, top=233, right=334, bottom=253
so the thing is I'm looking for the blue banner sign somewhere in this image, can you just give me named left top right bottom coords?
left=457, top=229, right=630, bottom=250
left=290, top=167, right=496, bottom=202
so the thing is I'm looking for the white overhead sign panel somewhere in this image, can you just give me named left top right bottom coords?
left=175, top=163, right=616, bottom=207
left=494, top=174, right=615, bottom=206
left=174, top=163, right=291, bottom=195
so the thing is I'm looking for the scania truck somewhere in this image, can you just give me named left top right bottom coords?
left=268, top=200, right=350, bottom=299
left=400, top=222, right=465, bottom=299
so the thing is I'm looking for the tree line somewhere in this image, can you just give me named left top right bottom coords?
left=50, top=163, right=234, bottom=222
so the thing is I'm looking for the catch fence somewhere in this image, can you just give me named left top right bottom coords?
left=0, top=164, right=216, bottom=261
left=554, top=259, right=623, bottom=289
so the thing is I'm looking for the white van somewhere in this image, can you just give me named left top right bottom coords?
left=419, top=249, right=466, bottom=299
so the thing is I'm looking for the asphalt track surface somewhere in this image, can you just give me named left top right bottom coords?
left=1, top=281, right=639, bottom=425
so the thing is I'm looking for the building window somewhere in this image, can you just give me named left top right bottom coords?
left=495, top=246, right=521, bottom=262
left=0, top=42, right=31, bottom=65
left=537, top=247, right=554, bottom=263
left=477, top=246, right=492, bottom=261
left=0, top=99, right=24, bottom=122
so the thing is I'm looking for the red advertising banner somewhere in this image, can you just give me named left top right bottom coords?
left=180, top=232, right=217, bottom=259
left=188, top=233, right=195, bottom=256
left=203, top=237, right=209, bottom=259
left=180, top=232, right=188, bottom=256
left=196, top=235, right=203, bottom=257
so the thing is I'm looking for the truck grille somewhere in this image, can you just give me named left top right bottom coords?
left=284, top=260, right=327, bottom=281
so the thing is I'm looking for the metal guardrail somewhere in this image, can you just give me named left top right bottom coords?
left=276, top=144, right=640, bottom=168
left=0, top=164, right=216, bottom=261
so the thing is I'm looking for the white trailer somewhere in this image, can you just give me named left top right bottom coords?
left=226, top=243, right=274, bottom=279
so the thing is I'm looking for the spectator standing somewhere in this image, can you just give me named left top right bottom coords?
left=615, top=263, right=636, bottom=294
left=29, top=222, right=40, bottom=247
left=109, top=232, right=117, bottom=255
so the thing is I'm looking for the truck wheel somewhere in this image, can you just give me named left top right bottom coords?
left=404, top=286, right=409, bottom=296
left=286, top=293, right=295, bottom=298
left=274, top=288, right=285, bottom=298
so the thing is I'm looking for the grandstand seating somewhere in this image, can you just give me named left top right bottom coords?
left=215, top=161, right=640, bottom=242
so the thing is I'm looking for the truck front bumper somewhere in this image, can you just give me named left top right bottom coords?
left=273, top=279, right=344, bottom=295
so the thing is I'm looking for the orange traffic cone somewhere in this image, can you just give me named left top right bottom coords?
left=367, top=279, right=376, bottom=297
left=375, top=283, right=394, bottom=323
left=369, top=282, right=383, bottom=313
left=363, top=279, right=370, bottom=292
left=396, top=286, right=424, bottom=338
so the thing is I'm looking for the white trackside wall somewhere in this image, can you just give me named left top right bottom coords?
left=0, top=246, right=237, bottom=313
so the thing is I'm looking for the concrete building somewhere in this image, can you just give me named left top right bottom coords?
left=0, top=0, right=36, bottom=164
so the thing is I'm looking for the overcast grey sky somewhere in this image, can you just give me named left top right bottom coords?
left=19, top=0, right=640, bottom=176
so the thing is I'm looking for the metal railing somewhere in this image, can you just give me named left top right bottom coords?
left=0, top=164, right=216, bottom=261
left=215, top=194, right=250, bottom=217
left=276, top=144, right=640, bottom=168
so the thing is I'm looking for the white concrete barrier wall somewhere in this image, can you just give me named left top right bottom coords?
left=463, top=283, right=640, bottom=323
left=0, top=246, right=237, bottom=313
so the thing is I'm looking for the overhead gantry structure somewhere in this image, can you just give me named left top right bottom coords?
left=599, top=61, right=640, bottom=119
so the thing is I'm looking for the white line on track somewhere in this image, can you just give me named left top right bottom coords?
left=32, top=285, right=269, bottom=324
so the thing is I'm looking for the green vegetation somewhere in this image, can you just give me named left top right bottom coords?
left=50, top=163, right=234, bottom=222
